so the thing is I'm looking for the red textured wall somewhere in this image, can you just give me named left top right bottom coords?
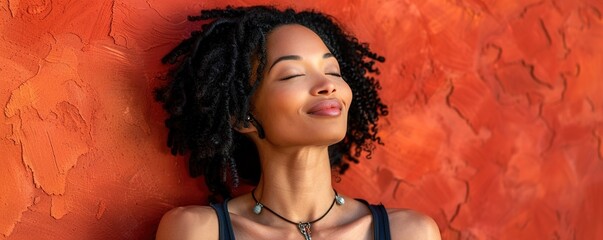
left=1, top=0, right=602, bottom=239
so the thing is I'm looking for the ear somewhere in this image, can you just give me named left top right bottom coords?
left=232, top=115, right=257, bottom=134
left=235, top=114, right=265, bottom=139
left=234, top=122, right=257, bottom=134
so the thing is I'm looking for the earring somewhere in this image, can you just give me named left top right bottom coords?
left=246, top=114, right=266, bottom=139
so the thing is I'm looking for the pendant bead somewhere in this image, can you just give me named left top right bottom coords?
left=335, top=195, right=345, bottom=205
left=253, top=203, right=263, bottom=215
left=298, top=222, right=312, bottom=240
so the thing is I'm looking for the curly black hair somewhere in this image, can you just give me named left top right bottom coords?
left=155, top=5, right=388, bottom=201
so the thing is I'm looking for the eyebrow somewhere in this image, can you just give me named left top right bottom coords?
left=268, top=53, right=335, bottom=72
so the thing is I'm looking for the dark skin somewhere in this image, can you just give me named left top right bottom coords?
left=156, top=24, right=441, bottom=240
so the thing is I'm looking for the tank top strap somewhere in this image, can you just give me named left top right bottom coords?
left=357, top=199, right=392, bottom=240
left=209, top=199, right=236, bottom=240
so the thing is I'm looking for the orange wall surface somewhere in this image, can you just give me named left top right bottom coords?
left=1, top=0, right=602, bottom=239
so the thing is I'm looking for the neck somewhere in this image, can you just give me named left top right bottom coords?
left=253, top=145, right=336, bottom=223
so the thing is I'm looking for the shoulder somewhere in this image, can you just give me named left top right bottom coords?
left=156, top=205, right=219, bottom=240
left=387, top=208, right=441, bottom=240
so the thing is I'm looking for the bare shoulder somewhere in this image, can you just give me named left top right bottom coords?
left=387, top=208, right=441, bottom=240
left=156, top=205, right=218, bottom=240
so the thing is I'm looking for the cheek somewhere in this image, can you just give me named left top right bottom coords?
left=255, top=85, right=305, bottom=121
left=340, top=81, right=353, bottom=106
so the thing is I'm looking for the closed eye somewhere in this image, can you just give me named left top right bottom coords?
left=327, top=73, right=342, bottom=77
left=280, top=74, right=305, bottom=80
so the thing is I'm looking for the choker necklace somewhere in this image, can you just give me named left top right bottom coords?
left=251, top=188, right=345, bottom=240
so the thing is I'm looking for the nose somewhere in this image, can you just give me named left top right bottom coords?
left=311, top=74, right=337, bottom=96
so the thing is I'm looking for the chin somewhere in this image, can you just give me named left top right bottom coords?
left=284, top=124, right=348, bottom=146
left=316, top=131, right=347, bottom=145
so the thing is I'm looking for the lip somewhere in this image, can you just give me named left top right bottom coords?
left=307, top=99, right=343, bottom=116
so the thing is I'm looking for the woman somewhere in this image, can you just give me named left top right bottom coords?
left=155, top=6, right=440, bottom=240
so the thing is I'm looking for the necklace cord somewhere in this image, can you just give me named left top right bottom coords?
left=251, top=188, right=338, bottom=225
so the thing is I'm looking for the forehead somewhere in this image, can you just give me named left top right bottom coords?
left=265, top=24, right=331, bottom=58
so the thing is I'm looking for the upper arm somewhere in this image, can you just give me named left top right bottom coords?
left=156, top=206, right=219, bottom=240
left=388, top=209, right=441, bottom=240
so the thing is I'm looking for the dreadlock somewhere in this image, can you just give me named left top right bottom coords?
left=155, top=5, right=388, bottom=201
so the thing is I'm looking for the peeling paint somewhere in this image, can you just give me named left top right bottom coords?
left=96, top=201, right=107, bottom=220
left=0, top=140, right=34, bottom=237
left=7, top=0, right=20, bottom=18
left=50, top=196, right=69, bottom=220
left=5, top=33, right=91, bottom=196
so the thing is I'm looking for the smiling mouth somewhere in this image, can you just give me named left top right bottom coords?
left=307, top=99, right=342, bottom=116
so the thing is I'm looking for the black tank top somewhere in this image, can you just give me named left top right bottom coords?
left=210, top=199, right=392, bottom=240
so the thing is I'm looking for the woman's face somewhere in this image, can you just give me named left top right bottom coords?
left=249, top=24, right=353, bottom=147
